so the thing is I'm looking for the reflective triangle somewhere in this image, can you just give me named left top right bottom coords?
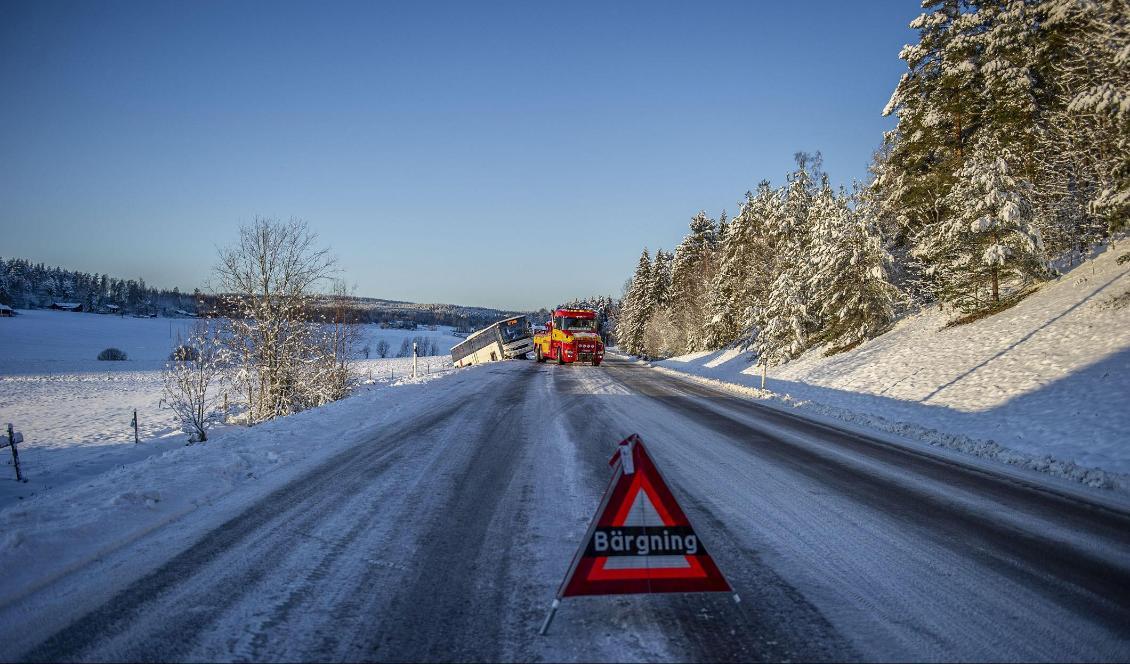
left=558, top=434, right=733, bottom=597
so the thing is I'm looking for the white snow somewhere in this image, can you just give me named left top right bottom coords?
left=0, top=348, right=465, bottom=608
left=654, top=242, right=1130, bottom=486
left=0, top=310, right=464, bottom=505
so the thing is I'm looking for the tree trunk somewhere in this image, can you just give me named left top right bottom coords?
left=955, top=110, right=964, bottom=163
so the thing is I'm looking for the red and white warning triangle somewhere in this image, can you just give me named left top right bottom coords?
left=558, top=434, right=732, bottom=597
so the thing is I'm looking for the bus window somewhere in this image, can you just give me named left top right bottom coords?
left=500, top=318, right=529, bottom=343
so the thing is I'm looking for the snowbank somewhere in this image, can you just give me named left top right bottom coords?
left=656, top=242, right=1130, bottom=486
left=0, top=364, right=462, bottom=608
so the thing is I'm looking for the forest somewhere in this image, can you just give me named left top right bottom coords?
left=615, top=0, right=1128, bottom=363
left=0, top=257, right=201, bottom=315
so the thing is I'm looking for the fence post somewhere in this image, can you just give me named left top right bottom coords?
left=761, top=361, right=767, bottom=390
left=132, top=409, right=139, bottom=444
left=6, top=423, right=25, bottom=482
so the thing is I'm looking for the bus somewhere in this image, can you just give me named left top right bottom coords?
left=450, top=316, right=534, bottom=367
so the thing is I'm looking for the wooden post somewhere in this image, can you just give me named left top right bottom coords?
left=223, top=392, right=228, bottom=416
left=761, top=361, right=767, bottom=390
left=132, top=409, right=139, bottom=444
left=5, top=423, right=25, bottom=482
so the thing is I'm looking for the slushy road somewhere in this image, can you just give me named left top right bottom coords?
left=9, top=356, right=1130, bottom=661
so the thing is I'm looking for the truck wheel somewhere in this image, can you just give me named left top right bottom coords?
left=593, top=359, right=601, bottom=367
left=536, top=346, right=545, bottom=363
left=557, top=345, right=566, bottom=365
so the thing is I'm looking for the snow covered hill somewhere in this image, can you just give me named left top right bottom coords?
left=655, top=241, right=1130, bottom=485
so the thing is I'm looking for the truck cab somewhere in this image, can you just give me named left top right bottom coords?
left=533, top=308, right=605, bottom=366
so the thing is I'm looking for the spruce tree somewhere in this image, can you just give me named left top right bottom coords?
left=705, top=182, right=780, bottom=350
left=914, top=140, right=1047, bottom=311
left=618, top=249, right=653, bottom=356
left=809, top=186, right=901, bottom=351
left=668, top=211, right=719, bottom=353
left=753, top=160, right=819, bottom=364
left=643, top=250, right=675, bottom=357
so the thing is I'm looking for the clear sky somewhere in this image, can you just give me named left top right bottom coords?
left=0, top=1, right=916, bottom=311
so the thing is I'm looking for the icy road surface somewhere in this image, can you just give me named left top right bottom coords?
left=6, top=357, right=1130, bottom=662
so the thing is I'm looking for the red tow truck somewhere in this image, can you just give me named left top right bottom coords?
left=533, top=308, right=605, bottom=366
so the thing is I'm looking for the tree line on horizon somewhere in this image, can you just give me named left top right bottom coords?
left=0, top=256, right=202, bottom=315
left=0, top=254, right=526, bottom=330
left=616, top=0, right=1127, bottom=364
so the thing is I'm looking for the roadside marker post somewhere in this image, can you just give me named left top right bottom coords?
left=3, top=423, right=27, bottom=482
left=540, top=434, right=738, bottom=635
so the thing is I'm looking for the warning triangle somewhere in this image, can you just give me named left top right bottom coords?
left=558, top=434, right=733, bottom=597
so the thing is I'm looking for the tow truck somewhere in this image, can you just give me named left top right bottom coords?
left=533, top=308, right=604, bottom=366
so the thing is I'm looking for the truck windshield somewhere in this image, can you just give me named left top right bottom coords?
left=499, top=318, right=530, bottom=342
left=560, top=317, right=596, bottom=331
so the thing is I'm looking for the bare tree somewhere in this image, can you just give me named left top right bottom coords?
left=163, top=323, right=227, bottom=442
left=315, top=279, right=361, bottom=401
left=214, top=217, right=338, bottom=422
left=374, top=339, right=390, bottom=358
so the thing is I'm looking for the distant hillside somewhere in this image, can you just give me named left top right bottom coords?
left=332, top=295, right=528, bottom=331
left=0, top=256, right=528, bottom=328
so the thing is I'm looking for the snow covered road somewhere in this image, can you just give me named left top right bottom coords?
left=5, top=357, right=1130, bottom=661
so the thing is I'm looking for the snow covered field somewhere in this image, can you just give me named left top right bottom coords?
left=654, top=242, right=1130, bottom=485
left=0, top=310, right=463, bottom=504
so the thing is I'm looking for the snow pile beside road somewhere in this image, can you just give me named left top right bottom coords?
left=656, top=242, right=1130, bottom=485
left=0, top=365, right=461, bottom=608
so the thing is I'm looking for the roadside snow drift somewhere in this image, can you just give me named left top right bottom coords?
left=0, top=365, right=459, bottom=608
left=657, top=242, right=1130, bottom=483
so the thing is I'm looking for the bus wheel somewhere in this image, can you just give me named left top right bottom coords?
left=536, top=347, right=545, bottom=363
left=557, top=346, right=566, bottom=365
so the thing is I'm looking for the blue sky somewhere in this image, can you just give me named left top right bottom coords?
left=0, top=1, right=916, bottom=311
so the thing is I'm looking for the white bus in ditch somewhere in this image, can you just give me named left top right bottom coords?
left=450, top=316, right=534, bottom=368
